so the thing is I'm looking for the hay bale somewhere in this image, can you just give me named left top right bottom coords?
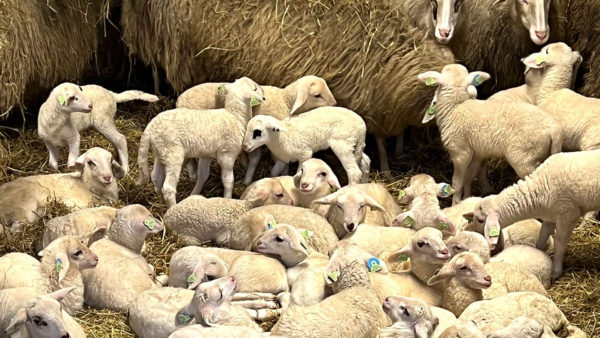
left=121, top=0, right=453, bottom=141
left=0, top=0, right=107, bottom=117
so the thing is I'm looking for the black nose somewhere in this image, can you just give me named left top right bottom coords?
left=347, top=223, right=355, bottom=231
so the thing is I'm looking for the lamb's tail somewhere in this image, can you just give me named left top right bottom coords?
left=550, top=127, right=563, bottom=155
left=136, top=132, right=152, bottom=185
left=112, top=90, right=159, bottom=104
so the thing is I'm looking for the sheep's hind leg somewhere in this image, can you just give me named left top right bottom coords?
left=551, top=214, right=579, bottom=281
left=270, top=160, right=288, bottom=177
left=45, top=143, right=60, bottom=170
left=477, top=163, right=494, bottom=195
left=243, top=149, right=262, bottom=185
left=190, top=158, right=211, bottom=195
left=375, top=136, right=390, bottom=172
left=217, top=154, right=236, bottom=198
left=450, top=152, right=472, bottom=205
left=186, top=159, right=198, bottom=181
left=96, top=122, right=129, bottom=173
left=151, top=161, right=166, bottom=197
left=161, top=159, right=184, bottom=208
left=66, top=134, right=81, bottom=168
left=537, top=221, right=555, bottom=251
left=331, top=141, right=362, bottom=185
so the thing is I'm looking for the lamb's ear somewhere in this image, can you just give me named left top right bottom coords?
left=75, top=153, right=86, bottom=172
left=293, top=169, right=302, bottom=188
left=388, top=245, right=412, bottom=262
left=263, top=215, right=277, bottom=231
left=418, top=71, right=443, bottom=86
left=324, top=256, right=342, bottom=285
left=392, top=210, right=416, bottom=228
left=290, top=233, right=310, bottom=257
left=522, top=53, right=548, bottom=68
left=200, top=306, right=217, bottom=327
left=397, top=187, right=414, bottom=204
left=427, top=263, right=455, bottom=286
left=53, top=251, right=70, bottom=283
left=436, top=183, right=454, bottom=198
left=462, top=212, right=474, bottom=223
left=5, top=308, right=27, bottom=335
left=263, top=118, right=287, bottom=132
left=465, top=71, right=491, bottom=87
left=290, top=86, right=308, bottom=115
left=312, top=190, right=341, bottom=206
left=415, top=320, right=432, bottom=338
left=48, top=286, right=76, bottom=302
left=111, top=159, right=125, bottom=179
left=246, top=184, right=269, bottom=206
left=187, top=263, right=206, bottom=290
left=362, top=192, right=385, bottom=212
left=175, top=303, right=195, bottom=325
left=483, top=212, right=501, bottom=250
left=435, top=212, right=456, bottom=235
left=324, top=166, right=341, bottom=190
left=88, top=224, right=109, bottom=246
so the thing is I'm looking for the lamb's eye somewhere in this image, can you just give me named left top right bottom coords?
left=359, top=204, right=365, bottom=209
left=275, top=236, right=284, bottom=243
left=314, top=93, right=322, bottom=98
left=87, top=161, right=96, bottom=167
left=454, top=0, right=463, bottom=11
left=252, top=129, right=262, bottom=139
left=74, top=250, right=83, bottom=256
left=206, top=275, right=215, bottom=281
left=460, top=265, right=469, bottom=271
left=337, top=204, right=343, bottom=210
left=319, top=171, right=327, bottom=176
left=476, top=217, right=485, bottom=223
left=417, top=241, right=427, bottom=248
left=276, top=193, right=284, bottom=198
left=74, top=97, right=79, bottom=101
left=453, top=245, right=463, bottom=251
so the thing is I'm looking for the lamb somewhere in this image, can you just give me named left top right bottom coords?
left=502, top=219, right=554, bottom=255
left=169, top=325, right=263, bottom=338
left=176, top=76, right=337, bottom=185
left=0, top=236, right=98, bottom=315
left=482, top=261, right=548, bottom=299
left=439, top=316, right=573, bottom=338
left=38, top=82, right=158, bottom=172
left=313, top=183, right=402, bottom=237
left=418, top=64, right=562, bottom=204
left=346, top=223, right=415, bottom=259
left=380, top=296, right=457, bottom=338
left=242, top=107, right=370, bottom=185
left=82, top=204, right=164, bottom=311
left=241, top=158, right=341, bottom=208
left=38, top=206, right=117, bottom=251
left=490, top=245, right=552, bottom=289
left=130, top=276, right=261, bottom=338
left=163, top=179, right=293, bottom=246
left=441, top=197, right=482, bottom=233
left=445, top=231, right=491, bottom=263
left=469, top=149, right=600, bottom=280
left=369, top=270, right=442, bottom=308
left=270, top=241, right=388, bottom=337
left=137, top=77, right=265, bottom=206
left=0, top=287, right=85, bottom=338
left=0, top=147, right=123, bottom=232
left=393, top=174, right=456, bottom=234
left=167, top=250, right=229, bottom=290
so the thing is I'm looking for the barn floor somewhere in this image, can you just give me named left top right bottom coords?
left=1, top=99, right=598, bottom=337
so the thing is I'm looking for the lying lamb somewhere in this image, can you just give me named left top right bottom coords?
left=0, top=147, right=123, bottom=232
left=380, top=295, right=457, bottom=338
left=38, top=82, right=158, bottom=172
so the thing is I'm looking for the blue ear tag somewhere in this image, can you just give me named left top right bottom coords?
left=473, top=75, right=484, bottom=87
left=55, top=258, right=63, bottom=274
left=441, top=184, right=451, bottom=197
left=367, top=257, right=382, bottom=272
left=268, top=221, right=277, bottom=230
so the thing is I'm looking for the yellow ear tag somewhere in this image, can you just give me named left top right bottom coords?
left=536, top=55, right=546, bottom=65
left=144, top=219, right=155, bottom=230
left=250, top=97, right=260, bottom=107
left=425, top=77, right=437, bottom=86
left=441, top=184, right=452, bottom=196
left=268, top=221, right=277, bottom=230
left=178, top=313, right=191, bottom=324
left=57, top=95, right=67, bottom=106
left=489, top=226, right=500, bottom=237
left=397, top=190, right=406, bottom=201
left=187, top=273, right=196, bottom=284
left=404, top=216, right=414, bottom=227
left=397, top=254, right=409, bottom=262
left=55, top=258, right=63, bottom=274
left=472, top=75, right=484, bottom=87
left=427, top=105, right=436, bottom=115
left=328, top=271, right=339, bottom=282
left=439, top=222, right=449, bottom=231
left=217, top=84, right=226, bottom=95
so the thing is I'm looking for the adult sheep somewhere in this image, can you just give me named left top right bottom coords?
left=121, top=0, right=454, bottom=171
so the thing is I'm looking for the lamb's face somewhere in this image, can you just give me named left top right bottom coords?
left=293, top=158, right=341, bottom=194
left=430, top=0, right=464, bottom=43
left=448, top=252, right=492, bottom=289
left=54, top=82, right=93, bottom=113
left=64, top=237, right=98, bottom=270
left=243, top=118, right=270, bottom=152
left=196, top=276, right=237, bottom=306
left=296, top=76, right=337, bottom=112
left=231, top=77, right=265, bottom=106
left=523, top=42, right=582, bottom=70
left=445, top=231, right=490, bottom=261
left=118, top=204, right=164, bottom=235
left=411, top=227, right=451, bottom=262
left=382, top=296, right=428, bottom=324
left=515, top=0, right=550, bottom=45
left=244, top=178, right=294, bottom=207
left=76, top=147, right=124, bottom=185
left=470, top=196, right=502, bottom=248
left=254, top=224, right=309, bottom=262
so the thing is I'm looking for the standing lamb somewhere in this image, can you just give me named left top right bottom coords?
left=176, top=76, right=337, bottom=185
left=469, top=149, right=600, bottom=280
left=82, top=204, right=164, bottom=310
left=418, top=64, right=562, bottom=204
left=38, top=82, right=158, bottom=172
left=242, top=108, right=370, bottom=185
left=137, top=77, right=265, bottom=206
left=0, top=147, right=123, bottom=233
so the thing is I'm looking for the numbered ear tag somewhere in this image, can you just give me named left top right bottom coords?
left=427, top=105, right=436, bottom=115
left=55, top=258, right=63, bottom=274
left=489, top=226, right=500, bottom=237
left=397, top=254, right=409, bottom=262
left=404, top=216, right=414, bottom=227
left=441, top=184, right=451, bottom=197
left=328, top=271, right=339, bottom=282
left=250, top=97, right=260, bottom=107
left=439, top=222, right=449, bottom=231
left=425, top=77, right=437, bottom=86
left=536, top=55, right=546, bottom=65
left=144, top=219, right=155, bottom=230
left=472, top=75, right=484, bottom=87
left=187, top=273, right=196, bottom=284
left=268, top=221, right=277, bottom=230
left=178, top=313, right=191, bottom=324
left=217, top=84, right=226, bottom=95
left=57, top=95, right=67, bottom=106
left=299, top=229, right=313, bottom=239
left=367, top=257, right=382, bottom=272
left=397, top=190, right=406, bottom=201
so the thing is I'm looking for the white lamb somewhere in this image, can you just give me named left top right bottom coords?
left=242, top=107, right=370, bottom=185
left=169, top=325, right=263, bottom=338
left=176, top=75, right=336, bottom=185
left=346, top=223, right=415, bottom=260
left=418, top=64, right=562, bottom=204
left=82, top=204, right=164, bottom=311
left=38, top=82, right=158, bottom=172
left=137, top=77, right=265, bottom=206
left=394, top=174, right=456, bottom=234
left=313, top=183, right=402, bottom=237
left=441, top=197, right=482, bottom=233
left=445, top=231, right=491, bottom=263
left=490, top=245, right=552, bottom=289
left=0, top=147, right=123, bottom=232
left=168, top=250, right=229, bottom=290
left=0, top=287, right=85, bottom=338
left=380, top=296, right=457, bottom=338
left=0, top=236, right=98, bottom=315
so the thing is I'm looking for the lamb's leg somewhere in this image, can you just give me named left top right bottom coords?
left=376, top=136, right=390, bottom=172
left=152, top=64, right=160, bottom=95
left=245, top=308, right=281, bottom=321
left=270, top=160, right=288, bottom=177
left=217, top=154, right=236, bottom=198
left=359, top=153, right=371, bottom=183
left=162, top=159, right=184, bottom=208
left=331, top=141, right=362, bottom=185
left=551, top=215, right=579, bottom=281
left=243, top=149, right=262, bottom=185
left=46, top=143, right=60, bottom=170
left=151, top=161, right=166, bottom=197
left=537, top=221, right=555, bottom=251
left=394, top=135, right=404, bottom=159
left=66, top=134, right=81, bottom=168
left=186, top=159, right=198, bottom=181
left=463, top=159, right=483, bottom=199
left=450, top=153, right=472, bottom=205
left=191, top=158, right=211, bottom=195
left=477, top=163, right=494, bottom=195
left=95, top=123, right=129, bottom=173
left=231, top=300, right=278, bottom=309
left=232, top=292, right=277, bottom=301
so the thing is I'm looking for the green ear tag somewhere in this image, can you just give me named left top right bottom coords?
left=187, top=273, right=196, bottom=284
left=397, top=190, right=406, bottom=201
left=268, top=221, right=277, bottom=230
left=329, top=187, right=337, bottom=194
left=250, top=97, right=260, bottom=107
left=489, top=226, right=500, bottom=237
left=55, top=258, right=63, bottom=274
left=439, top=222, right=449, bottom=231
left=472, top=75, right=484, bottom=87
left=217, top=84, right=226, bottom=95
left=536, top=55, right=546, bottom=65
left=404, top=216, right=414, bottom=227
left=178, top=313, right=191, bottom=324
left=300, top=229, right=313, bottom=239
left=425, top=77, right=437, bottom=86
left=466, top=215, right=474, bottom=223
left=57, top=95, right=66, bottom=106
left=427, top=105, right=436, bottom=115
left=328, top=271, right=339, bottom=282
left=441, top=184, right=451, bottom=197
left=397, top=254, right=409, bottom=262
left=144, top=219, right=155, bottom=230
